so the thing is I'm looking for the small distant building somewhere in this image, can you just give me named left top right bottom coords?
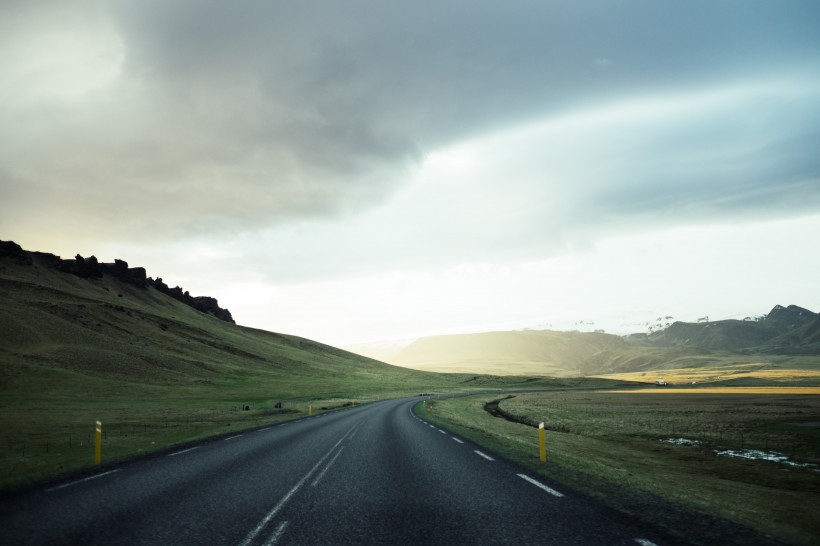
left=655, top=380, right=667, bottom=386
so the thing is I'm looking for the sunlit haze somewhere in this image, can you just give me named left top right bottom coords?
left=2, top=1, right=819, bottom=346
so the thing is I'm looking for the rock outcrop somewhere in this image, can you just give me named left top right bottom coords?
left=0, top=240, right=32, bottom=265
left=147, top=277, right=234, bottom=323
left=0, top=240, right=234, bottom=324
left=100, top=259, right=147, bottom=286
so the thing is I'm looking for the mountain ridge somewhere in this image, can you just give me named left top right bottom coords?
left=373, top=304, right=820, bottom=376
left=642, top=304, right=820, bottom=354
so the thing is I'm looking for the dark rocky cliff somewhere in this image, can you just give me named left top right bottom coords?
left=1, top=240, right=234, bottom=324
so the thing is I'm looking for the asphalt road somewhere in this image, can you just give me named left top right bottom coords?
left=0, top=398, right=675, bottom=545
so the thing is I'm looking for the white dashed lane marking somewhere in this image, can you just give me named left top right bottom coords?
left=264, top=521, right=289, bottom=545
left=167, top=446, right=200, bottom=457
left=312, top=447, right=345, bottom=487
left=474, top=450, right=495, bottom=461
left=238, top=425, right=357, bottom=546
left=452, top=437, right=464, bottom=444
left=45, top=469, right=121, bottom=492
left=516, top=474, right=564, bottom=498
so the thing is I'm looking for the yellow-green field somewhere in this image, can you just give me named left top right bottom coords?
left=594, top=359, right=820, bottom=386
left=421, top=388, right=820, bottom=545
left=605, top=387, right=820, bottom=394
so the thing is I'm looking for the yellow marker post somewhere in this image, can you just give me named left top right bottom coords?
left=95, top=421, right=102, bottom=465
left=538, top=422, right=546, bottom=463
left=308, top=404, right=312, bottom=417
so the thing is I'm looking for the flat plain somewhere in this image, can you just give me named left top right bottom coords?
left=423, top=385, right=820, bottom=545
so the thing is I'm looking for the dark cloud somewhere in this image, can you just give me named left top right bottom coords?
left=1, top=0, right=819, bottom=245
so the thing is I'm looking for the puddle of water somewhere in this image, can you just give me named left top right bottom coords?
left=714, top=449, right=818, bottom=470
left=790, top=421, right=820, bottom=428
left=659, top=438, right=819, bottom=472
left=661, top=438, right=702, bottom=446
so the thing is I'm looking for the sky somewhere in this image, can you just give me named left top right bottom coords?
left=2, top=1, right=820, bottom=347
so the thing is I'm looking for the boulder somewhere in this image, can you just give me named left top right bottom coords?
left=101, top=260, right=147, bottom=286
left=0, top=240, right=32, bottom=264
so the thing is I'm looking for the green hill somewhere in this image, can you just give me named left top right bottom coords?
left=391, top=329, right=629, bottom=376
left=0, top=241, right=456, bottom=396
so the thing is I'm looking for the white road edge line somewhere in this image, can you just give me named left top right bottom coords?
left=516, top=474, right=565, bottom=498
left=224, top=434, right=244, bottom=441
left=452, top=437, right=464, bottom=444
left=263, top=521, right=289, bottom=546
left=167, top=446, right=201, bottom=457
left=45, top=469, right=121, bottom=492
left=258, top=427, right=270, bottom=432
left=474, top=450, right=495, bottom=461
left=311, top=446, right=345, bottom=487
left=238, top=425, right=358, bottom=546
left=438, top=429, right=447, bottom=434
left=634, top=539, right=658, bottom=546
left=429, top=425, right=435, bottom=429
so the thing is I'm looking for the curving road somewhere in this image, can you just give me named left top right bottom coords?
left=0, top=397, right=674, bottom=545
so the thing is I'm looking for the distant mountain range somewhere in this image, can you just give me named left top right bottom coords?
left=358, top=305, right=820, bottom=376
left=637, top=304, right=820, bottom=353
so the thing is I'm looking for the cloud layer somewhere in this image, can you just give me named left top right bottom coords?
left=3, top=1, right=820, bottom=343
left=3, top=1, right=819, bottom=247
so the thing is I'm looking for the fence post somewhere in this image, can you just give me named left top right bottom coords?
left=539, top=422, right=546, bottom=463
left=95, top=421, right=102, bottom=465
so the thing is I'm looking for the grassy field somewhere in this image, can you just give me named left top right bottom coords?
left=421, top=387, right=820, bottom=545
left=593, top=358, right=820, bottom=386
left=605, top=387, right=820, bottom=394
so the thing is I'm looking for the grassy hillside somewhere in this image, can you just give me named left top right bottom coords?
left=0, top=251, right=454, bottom=395
left=1, top=246, right=514, bottom=489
